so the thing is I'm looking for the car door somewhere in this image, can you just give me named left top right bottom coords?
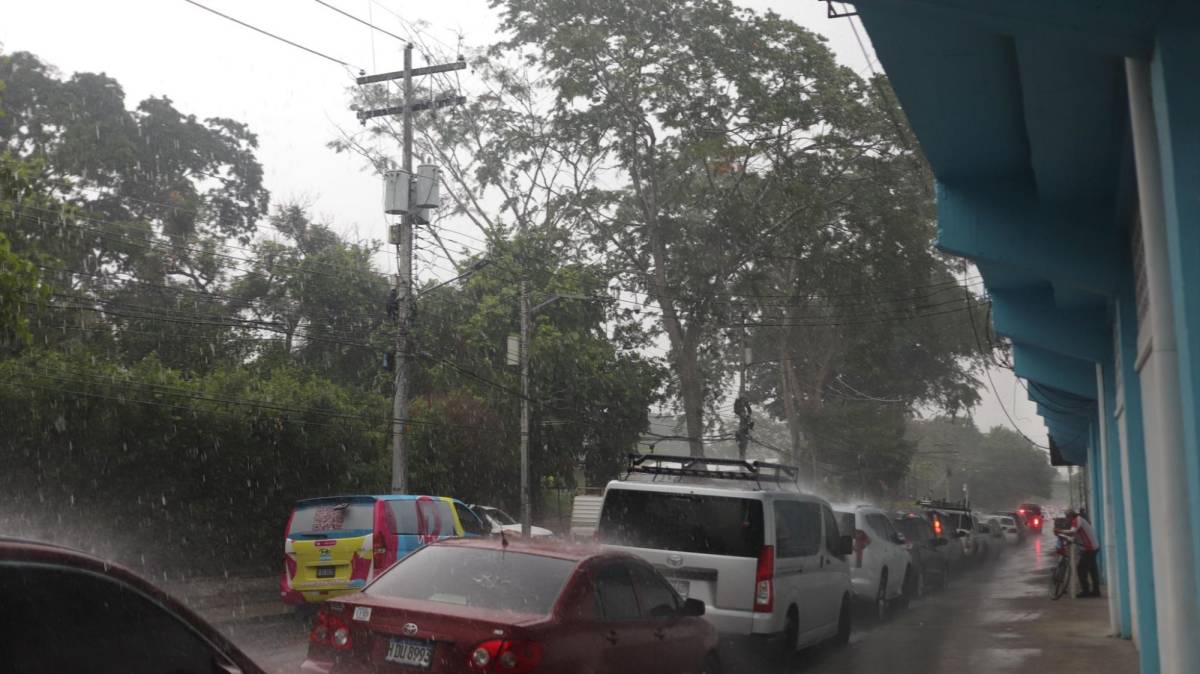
left=593, top=561, right=651, bottom=673
left=867, top=514, right=906, bottom=599
left=629, top=562, right=691, bottom=674
left=773, top=499, right=825, bottom=641
left=821, top=505, right=850, bottom=630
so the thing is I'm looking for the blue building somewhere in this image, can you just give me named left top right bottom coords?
left=851, top=2, right=1200, bottom=672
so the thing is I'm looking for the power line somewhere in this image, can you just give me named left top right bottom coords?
left=182, top=0, right=358, bottom=68
left=312, top=0, right=407, bottom=43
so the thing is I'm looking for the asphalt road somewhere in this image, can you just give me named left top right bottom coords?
left=227, top=530, right=1136, bottom=674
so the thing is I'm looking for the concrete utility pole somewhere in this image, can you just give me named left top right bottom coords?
left=519, top=279, right=531, bottom=536
left=358, top=45, right=466, bottom=494
left=733, top=311, right=751, bottom=461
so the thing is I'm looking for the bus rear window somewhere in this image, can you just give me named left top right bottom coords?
left=597, top=489, right=763, bottom=558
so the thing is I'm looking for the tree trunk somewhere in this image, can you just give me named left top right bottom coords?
left=677, top=342, right=706, bottom=456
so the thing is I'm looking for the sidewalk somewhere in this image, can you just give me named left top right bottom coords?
left=790, top=535, right=1141, bottom=674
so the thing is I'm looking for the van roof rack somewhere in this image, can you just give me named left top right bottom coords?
left=915, top=497, right=972, bottom=512
left=626, top=453, right=800, bottom=489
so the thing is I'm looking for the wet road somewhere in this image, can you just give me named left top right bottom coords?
left=229, top=530, right=1137, bottom=674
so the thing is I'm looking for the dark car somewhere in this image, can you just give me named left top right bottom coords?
left=893, top=512, right=952, bottom=594
left=0, top=537, right=266, bottom=674
left=1018, top=503, right=1045, bottom=533
left=302, top=537, right=720, bottom=674
left=1000, top=511, right=1029, bottom=542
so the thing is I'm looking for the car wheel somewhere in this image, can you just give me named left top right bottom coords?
left=897, top=567, right=913, bottom=611
left=833, top=595, right=851, bottom=648
left=698, top=652, right=722, bottom=674
left=776, top=606, right=799, bottom=662
left=875, top=569, right=889, bottom=620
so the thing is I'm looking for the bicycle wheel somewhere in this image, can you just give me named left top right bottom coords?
left=1051, top=556, right=1071, bottom=600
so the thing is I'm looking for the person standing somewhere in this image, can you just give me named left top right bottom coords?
left=1065, top=508, right=1101, bottom=597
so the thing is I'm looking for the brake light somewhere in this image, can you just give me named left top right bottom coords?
left=309, top=609, right=354, bottom=651
left=1033, top=517, right=1041, bottom=527
left=754, top=545, right=775, bottom=613
left=933, top=517, right=943, bottom=536
left=468, top=639, right=543, bottom=673
left=854, top=529, right=871, bottom=568
left=1018, top=508, right=1026, bottom=515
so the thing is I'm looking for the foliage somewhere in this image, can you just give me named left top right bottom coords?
left=0, top=349, right=387, bottom=573
left=906, top=416, right=1057, bottom=510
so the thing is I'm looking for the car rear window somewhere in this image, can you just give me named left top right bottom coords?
left=288, top=499, right=376, bottom=537
left=390, top=498, right=457, bottom=536
left=597, top=489, right=764, bottom=557
left=894, top=518, right=925, bottom=541
left=367, top=546, right=575, bottom=615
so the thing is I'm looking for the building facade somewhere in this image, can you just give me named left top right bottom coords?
left=852, top=2, right=1200, bottom=672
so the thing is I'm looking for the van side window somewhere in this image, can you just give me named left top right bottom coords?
left=594, top=563, right=641, bottom=622
left=822, top=506, right=842, bottom=554
left=775, top=501, right=821, bottom=558
left=454, top=503, right=487, bottom=536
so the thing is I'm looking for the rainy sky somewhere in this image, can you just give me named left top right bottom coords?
left=0, top=0, right=1047, bottom=445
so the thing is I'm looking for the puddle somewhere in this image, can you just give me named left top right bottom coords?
left=978, top=609, right=1043, bottom=624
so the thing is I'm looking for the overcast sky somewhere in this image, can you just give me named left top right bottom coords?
left=1, top=0, right=1047, bottom=446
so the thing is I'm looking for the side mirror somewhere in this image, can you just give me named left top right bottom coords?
left=838, top=534, right=854, bottom=556
left=680, top=598, right=705, bottom=617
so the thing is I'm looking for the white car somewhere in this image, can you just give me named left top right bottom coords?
left=993, top=515, right=1021, bottom=545
left=468, top=504, right=554, bottom=538
left=834, top=505, right=914, bottom=619
left=597, top=455, right=854, bottom=657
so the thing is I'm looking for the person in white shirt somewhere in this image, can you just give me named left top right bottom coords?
left=1063, top=508, right=1100, bottom=598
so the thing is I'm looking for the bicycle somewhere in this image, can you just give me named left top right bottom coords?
left=1050, top=532, right=1074, bottom=600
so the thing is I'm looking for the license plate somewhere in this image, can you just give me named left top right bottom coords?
left=670, top=579, right=690, bottom=599
left=316, top=566, right=336, bottom=578
left=386, top=638, right=433, bottom=668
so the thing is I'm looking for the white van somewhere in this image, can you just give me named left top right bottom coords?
left=596, top=455, right=854, bottom=655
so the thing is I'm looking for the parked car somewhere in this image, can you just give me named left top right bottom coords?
left=892, top=512, right=952, bottom=594
left=1018, top=503, right=1045, bottom=533
left=912, top=498, right=979, bottom=566
left=282, top=494, right=489, bottom=605
left=994, top=515, right=1022, bottom=544
left=834, top=505, right=914, bottom=618
left=1, top=537, right=266, bottom=674
left=469, top=504, right=555, bottom=538
left=300, top=538, right=720, bottom=674
left=972, top=514, right=1005, bottom=562
left=999, top=511, right=1028, bottom=542
left=596, top=454, right=853, bottom=658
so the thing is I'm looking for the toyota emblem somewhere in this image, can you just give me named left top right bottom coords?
left=402, top=623, right=419, bottom=636
left=667, top=553, right=684, bottom=568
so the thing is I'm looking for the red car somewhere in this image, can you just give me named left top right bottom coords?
left=302, top=537, right=720, bottom=674
left=1018, top=503, right=1044, bottom=532
left=0, top=536, right=266, bottom=674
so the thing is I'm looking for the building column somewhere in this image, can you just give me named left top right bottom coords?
left=1128, top=55, right=1197, bottom=674
left=1097, top=362, right=1131, bottom=636
left=1152, top=24, right=1200, bottom=616
left=1115, top=295, right=1160, bottom=673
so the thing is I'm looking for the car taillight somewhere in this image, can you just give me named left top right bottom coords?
left=309, top=609, right=353, bottom=651
left=1033, top=517, right=1041, bottom=527
left=468, top=639, right=543, bottom=673
left=1018, top=508, right=1026, bottom=515
left=854, top=529, right=870, bottom=568
left=754, top=545, right=774, bottom=613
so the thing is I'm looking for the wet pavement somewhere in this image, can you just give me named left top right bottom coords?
left=220, top=530, right=1140, bottom=674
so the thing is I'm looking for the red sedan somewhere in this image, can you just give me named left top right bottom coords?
left=302, top=538, right=720, bottom=674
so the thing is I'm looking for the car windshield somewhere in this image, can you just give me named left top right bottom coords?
left=367, top=546, right=575, bottom=615
left=598, top=489, right=764, bottom=557
left=486, top=508, right=517, bottom=526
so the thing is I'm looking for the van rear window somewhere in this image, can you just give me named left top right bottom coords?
left=390, top=498, right=457, bottom=536
left=597, top=489, right=764, bottom=558
left=289, top=500, right=375, bottom=537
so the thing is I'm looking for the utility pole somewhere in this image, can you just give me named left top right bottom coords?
left=733, top=311, right=751, bottom=461
left=359, top=45, right=466, bottom=494
left=519, top=279, right=531, bottom=536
